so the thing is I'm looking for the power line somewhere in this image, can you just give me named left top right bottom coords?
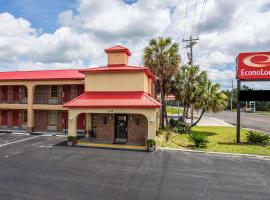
left=183, top=0, right=189, bottom=40
left=190, top=0, right=198, bottom=36
left=193, top=0, right=208, bottom=65
left=196, top=0, right=207, bottom=38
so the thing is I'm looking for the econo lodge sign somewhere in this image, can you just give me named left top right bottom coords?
left=237, top=52, right=270, bottom=80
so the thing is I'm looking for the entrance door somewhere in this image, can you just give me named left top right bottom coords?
left=115, top=114, right=128, bottom=143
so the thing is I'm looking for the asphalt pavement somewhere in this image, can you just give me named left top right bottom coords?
left=0, top=133, right=270, bottom=200
left=206, top=111, right=270, bottom=134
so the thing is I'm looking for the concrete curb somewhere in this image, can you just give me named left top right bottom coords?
left=157, top=147, right=270, bottom=160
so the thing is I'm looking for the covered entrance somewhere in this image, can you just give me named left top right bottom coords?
left=115, top=114, right=128, bottom=143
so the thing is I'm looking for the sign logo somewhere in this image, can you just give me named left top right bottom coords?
left=237, top=52, right=270, bottom=80
left=242, top=54, right=270, bottom=68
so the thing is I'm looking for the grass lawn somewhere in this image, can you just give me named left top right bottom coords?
left=156, top=126, right=270, bottom=156
left=166, top=106, right=183, bottom=115
left=255, top=111, right=270, bottom=116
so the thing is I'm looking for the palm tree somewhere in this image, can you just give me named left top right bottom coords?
left=192, top=80, right=228, bottom=126
left=143, top=37, right=181, bottom=128
left=173, top=65, right=207, bottom=122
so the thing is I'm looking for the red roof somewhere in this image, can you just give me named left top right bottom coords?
left=0, top=69, right=84, bottom=81
left=105, top=45, right=131, bottom=56
left=64, top=92, right=161, bottom=108
left=79, top=65, right=155, bottom=79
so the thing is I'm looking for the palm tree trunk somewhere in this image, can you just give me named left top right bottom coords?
left=159, top=81, right=165, bottom=128
left=182, top=101, right=186, bottom=122
left=191, top=108, right=205, bottom=127
left=191, top=104, right=194, bottom=125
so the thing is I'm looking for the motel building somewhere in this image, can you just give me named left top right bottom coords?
left=0, top=45, right=161, bottom=147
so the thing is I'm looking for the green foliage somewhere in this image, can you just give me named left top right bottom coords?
left=143, top=37, right=181, bottom=128
left=247, top=130, right=270, bottom=145
left=169, top=118, right=178, bottom=127
left=169, top=118, right=190, bottom=133
left=67, top=136, right=76, bottom=142
left=172, top=65, right=228, bottom=126
left=187, top=133, right=208, bottom=148
left=147, top=139, right=156, bottom=147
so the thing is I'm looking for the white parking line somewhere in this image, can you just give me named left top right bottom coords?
left=0, top=135, right=41, bottom=148
left=0, top=133, right=8, bottom=136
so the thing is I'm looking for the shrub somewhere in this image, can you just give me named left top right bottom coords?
left=173, top=122, right=191, bottom=134
left=147, top=139, right=156, bottom=147
left=169, top=118, right=190, bottom=133
left=169, top=118, right=178, bottom=128
left=187, top=133, right=208, bottom=148
left=247, top=130, right=270, bottom=145
left=67, top=136, right=76, bottom=142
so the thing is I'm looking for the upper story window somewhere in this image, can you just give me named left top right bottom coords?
left=22, top=86, right=27, bottom=98
left=51, top=86, right=58, bottom=98
left=70, top=85, right=77, bottom=99
left=7, top=86, right=12, bottom=99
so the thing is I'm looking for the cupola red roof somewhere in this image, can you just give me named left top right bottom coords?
left=104, top=45, right=131, bottom=56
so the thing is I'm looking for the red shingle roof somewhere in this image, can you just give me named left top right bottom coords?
left=0, top=69, right=84, bottom=81
left=64, top=92, right=161, bottom=108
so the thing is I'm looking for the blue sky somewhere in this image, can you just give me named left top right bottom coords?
left=0, top=0, right=77, bottom=32
left=0, top=0, right=137, bottom=32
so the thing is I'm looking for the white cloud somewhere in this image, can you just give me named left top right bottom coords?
left=0, top=0, right=270, bottom=90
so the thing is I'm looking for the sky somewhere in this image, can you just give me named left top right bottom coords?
left=0, top=0, right=270, bottom=90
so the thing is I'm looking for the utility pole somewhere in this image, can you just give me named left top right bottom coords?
left=231, top=80, right=233, bottom=111
left=183, top=35, right=199, bottom=125
left=183, top=35, right=199, bottom=65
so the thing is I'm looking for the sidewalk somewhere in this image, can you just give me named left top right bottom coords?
left=168, top=114, right=233, bottom=126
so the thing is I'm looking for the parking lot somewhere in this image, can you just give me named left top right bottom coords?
left=0, top=133, right=270, bottom=200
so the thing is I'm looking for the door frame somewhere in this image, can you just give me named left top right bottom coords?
left=114, top=114, right=128, bottom=143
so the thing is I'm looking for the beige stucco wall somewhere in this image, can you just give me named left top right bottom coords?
left=85, top=72, right=149, bottom=92
left=67, top=108, right=159, bottom=141
left=0, top=79, right=83, bottom=132
left=108, top=52, right=128, bottom=65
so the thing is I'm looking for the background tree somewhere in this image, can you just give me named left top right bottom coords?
left=143, top=37, right=181, bottom=128
left=173, top=65, right=207, bottom=123
left=192, top=80, right=228, bottom=126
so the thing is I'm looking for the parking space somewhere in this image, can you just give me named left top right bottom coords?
left=0, top=133, right=65, bottom=156
left=0, top=135, right=270, bottom=200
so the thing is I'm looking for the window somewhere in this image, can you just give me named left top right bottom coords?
left=22, top=87, right=28, bottom=98
left=70, top=85, right=77, bottom=99
left=7, top=86, right=12, bottom=102
left=51, top=86, right=58, bottom=98
left=48, top=111, right=58, bottom=126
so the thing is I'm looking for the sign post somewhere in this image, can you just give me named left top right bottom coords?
left=236, top=52, right=270, bottom=143
left=236, top=80, right=241, bottom=143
